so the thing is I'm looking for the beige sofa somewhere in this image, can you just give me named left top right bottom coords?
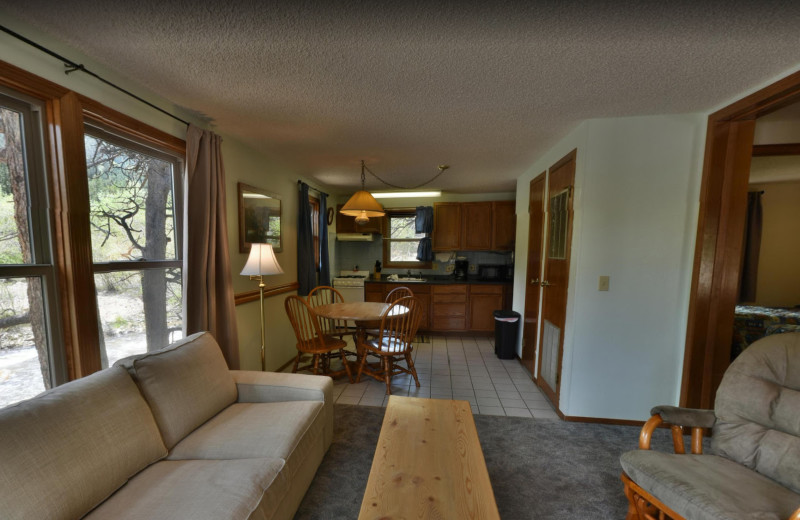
left=0, top=332, right=333, bottom=520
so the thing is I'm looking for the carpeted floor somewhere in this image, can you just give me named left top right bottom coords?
left=294, top=403, right=675, bottom=519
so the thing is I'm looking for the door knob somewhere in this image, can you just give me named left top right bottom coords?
left=541, top=280, right=552, bottom=287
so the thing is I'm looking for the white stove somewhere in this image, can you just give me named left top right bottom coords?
left=332, top=270, right=370, bottom=289
left=332, top=270, right=370, bottom=326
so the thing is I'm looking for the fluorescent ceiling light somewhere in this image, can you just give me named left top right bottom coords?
left=371, top=191, right=442, bottom=199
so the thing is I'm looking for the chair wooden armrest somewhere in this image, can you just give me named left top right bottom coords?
left=639, top=406, right=713, bottom=455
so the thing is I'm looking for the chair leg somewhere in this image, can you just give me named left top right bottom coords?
left=339, top=349, right=354, bottom=383
left=356, top=350, right=367, bottom=383
left=383, top=356, right=392, bottom=395
left=292, top=352, right=301, bottom=373
left=405, top=351, right=420, bottom=387
left=312, top=354, right=320, bottom=375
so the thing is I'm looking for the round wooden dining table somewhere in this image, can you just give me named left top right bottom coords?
left=313, top=301, right=408, bottom=359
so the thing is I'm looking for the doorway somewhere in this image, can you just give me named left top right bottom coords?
left=537, top=151, right=576, bottom=407
left=682, top=70, right=800, bottom=408
left=521, top=172, right=546, bottom=377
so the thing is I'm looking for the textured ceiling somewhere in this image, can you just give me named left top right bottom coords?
left=4, top=0, right=800, bottom=193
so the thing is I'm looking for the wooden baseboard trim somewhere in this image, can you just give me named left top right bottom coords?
left=564, top=415, right=645, bottom=427
left=276, top=356, right=296, bottom=373
left=752, top=143, right=800, bottom=156
left=234, top=282, right=299, bottom=306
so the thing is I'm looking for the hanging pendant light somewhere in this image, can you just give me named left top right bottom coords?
left=340, top=160, right=385, bottom=224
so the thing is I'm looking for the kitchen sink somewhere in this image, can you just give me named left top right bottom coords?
left=387, top=275, right=426, bottom=283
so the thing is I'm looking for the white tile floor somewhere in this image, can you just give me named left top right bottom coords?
left=327, top=335, right=561, bottom=419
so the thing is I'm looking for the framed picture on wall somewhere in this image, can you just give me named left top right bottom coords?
left=238, top=182, right=282, bottom=253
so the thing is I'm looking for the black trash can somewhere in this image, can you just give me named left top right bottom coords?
left=494, top=310, right=520, bottom=360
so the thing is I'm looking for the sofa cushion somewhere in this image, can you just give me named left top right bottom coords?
left=712, top=332, right=800, bottom=494
left=620, top=451, right=800, bottom=520
left=84, top=458, right=288, bottom=520
left=116, top=331, right=238, bottom=449
left=0, top=367, right=166, bottom=520
left=168, top=401, right=326, bottom=481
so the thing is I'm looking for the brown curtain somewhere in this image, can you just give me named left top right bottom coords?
left=185, top=124, right=240, bottom=368
left=739, top=191, right=763, bottom=303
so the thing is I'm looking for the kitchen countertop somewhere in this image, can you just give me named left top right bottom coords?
left=366, top=275, right=512, bottom=285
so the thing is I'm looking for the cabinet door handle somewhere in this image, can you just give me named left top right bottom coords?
left=541, top=280, right=552, bottom=287
left=530, top=278, right=539, bottom=285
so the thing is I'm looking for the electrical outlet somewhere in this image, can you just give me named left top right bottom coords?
left=469, top=264, right=477, bottom=273
left=432, top=262, right=439, bottom=269
left=445, top=264, right=455, bottom=273
left=598, top=275, right=610, bottom=291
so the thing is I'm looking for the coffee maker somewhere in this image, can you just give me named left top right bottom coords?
left=454, top=259, right=469, bottom=280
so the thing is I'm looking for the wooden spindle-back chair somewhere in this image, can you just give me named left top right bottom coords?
left=357, top=296, right=422, bottom=394
left=364, top=286, right=414, bottom=338
left=306, top=285, right=350, bottom=340
left=284, top=295, right=353, bottom=382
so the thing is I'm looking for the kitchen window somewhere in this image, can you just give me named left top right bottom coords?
left=383, top=210, right=431, bottom=269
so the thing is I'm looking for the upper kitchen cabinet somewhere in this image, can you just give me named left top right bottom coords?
left=433, top=200, right=515, bottom=251
left=432, top=202, right=461, bottom=250
left=492, top=201, right=516, bottom=250
left=336, top=204, right=383, bottom=234
left=461, top=202, right=493, bottom=250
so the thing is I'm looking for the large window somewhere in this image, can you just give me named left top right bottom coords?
left=0, top=90, right=65, bottom=407
left=383, top=210, right=430, bottom=269
left=84, top=126, right=183, bottom=365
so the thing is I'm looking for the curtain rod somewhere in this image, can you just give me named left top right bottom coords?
left=297, top=180, right=328, bottom=197
left=1, top=24, right=190, bottom=126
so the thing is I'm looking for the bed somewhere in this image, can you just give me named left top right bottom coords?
left=732, top=305, right=800, bottom=360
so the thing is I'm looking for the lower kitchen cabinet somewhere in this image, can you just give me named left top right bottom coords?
left=364, top=282, right=508, bottom=333
left=468, top=285, right=504, bottom=332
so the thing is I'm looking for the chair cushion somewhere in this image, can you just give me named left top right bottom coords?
left=84, top=458, right=287, bottom=520
left=0, top=367, right=166, bottom=520
left=167, top=401, right=326, bottom=482
left=620, top=451, right=800, bottom=520
left=712, top=332, right=800, bottom=494
left=365, top=337, right=408, bottom=354
left=115, top=331, right=238, bottom=449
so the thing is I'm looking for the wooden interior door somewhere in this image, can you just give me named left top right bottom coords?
left=537, top=150, right=576, bottom=408
left=521, top=173, right=546, bottom=377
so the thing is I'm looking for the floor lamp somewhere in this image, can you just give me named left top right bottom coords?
left=240, top=243, right=284, bottom=371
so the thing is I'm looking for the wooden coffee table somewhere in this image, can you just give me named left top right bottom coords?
left=358, top=396, right=499, bottom=519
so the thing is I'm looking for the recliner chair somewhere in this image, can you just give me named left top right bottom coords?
left=621, top=332, right=800, bottom=520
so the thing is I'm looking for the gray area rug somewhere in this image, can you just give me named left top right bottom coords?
left=294, top=403, right=675, bottom=519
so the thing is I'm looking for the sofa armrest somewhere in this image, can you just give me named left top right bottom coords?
left=650, top=405, right=715, bottom=429
left=231, top=371, right=335, bottom=448
left=230, top=370, right=333, bottom=405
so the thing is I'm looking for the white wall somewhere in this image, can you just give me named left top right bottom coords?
left=513, top=114, right=706, bottom=420
left=0, top=13, right=310, bottom=371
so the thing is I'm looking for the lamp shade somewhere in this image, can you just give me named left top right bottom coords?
left=241, top=243, right=284, bottom=276
left=340, top=190, right=385, bottom=219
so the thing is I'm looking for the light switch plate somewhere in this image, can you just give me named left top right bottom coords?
left=445, top=264, right=455, bottom=273
left=469, top=264, right=477, bottom=273
left=598, top=275, right=610, bottom=291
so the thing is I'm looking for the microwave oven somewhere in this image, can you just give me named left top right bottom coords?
left=478, top=264, right=511, bottom=281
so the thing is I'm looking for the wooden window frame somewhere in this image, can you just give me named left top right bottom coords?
left=382, top=209, right=432, bottom=269
left=0, top=59, right=186, bottom=381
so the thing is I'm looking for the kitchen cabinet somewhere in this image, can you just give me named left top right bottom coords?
left=432, top=203, right=461, bottom=250
left=431, top=284, right=468, bottom=331
left=336, top=204, right=383, bottom=234
left=461, top=202, right=493, bottom=250
left=492, top=201, right=516, bottom=250
left=468, top=285, right=505, bottom=332
left=432, top=200, right=515, bottom=251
